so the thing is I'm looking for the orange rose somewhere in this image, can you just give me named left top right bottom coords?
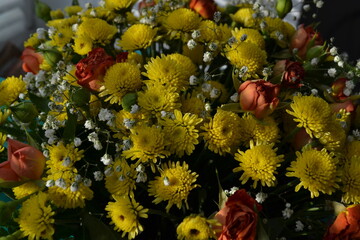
left=215, top=189, right=262, bottom=240
left=75, top=48, right=115, bottom=91
left=21, top=47, right=44, bottom=74
left=324, top=204, right=360, bottom=240
left=189, top=0, right=217, bottom=19
left=238, top=80, right=280, bottom=119
left=331, top=78, right=348, bottom=101
left=290, top=24, right=323, bottom=59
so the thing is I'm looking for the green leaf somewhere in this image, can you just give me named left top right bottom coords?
left=257, top=217, right=270, bottom=240
left=82, top=211, right=122, bottom=240
left=220, top=103, right=244, bottom=113
left=121, top=93, right=137, bottom=112
left=10, top=102, right=38, bottom=123
left=215, top=169, right=227, bottom=210
left=71, top=87, right=90, bottom=107
left=35, top=0, right=52, bottom=22
left=28, top=93, right=49, bottom=113
left=62, top=110, right=77, bottom=143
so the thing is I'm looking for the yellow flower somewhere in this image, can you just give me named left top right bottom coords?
left=148, top=161, right=199, bottom=212
left=13, top=182, right=41, bottom=200
left=117, top=24, right=157, bottom=51
left=24, top=33, right=41, bottom=48
left=198, top=80, right=230, bottom=103
left=180, top=93, right=206, bottom=117
left=137, top=82, right=181, bottom=116
left=201, top=109, right=242, bottom=155
left=105, top=158, right=137, bottom=197
left=0, top=76, right=26, bottom=106
left=346, top=140, right=360, bottom=159
left=144, top=54, right=196, bottom=91
left=0, top=109, right=11, bottom=125
left=286, top=95, right=333, bottom=138
left=0, top=132, right=6, bottom=153
left=18, top=192, right=55, bottom=240
left=177, top=215, right=218, bottom=240
left=232, top=28, right=265, bottom=49
left=231, top=8, right=257, bottom=27
left=198, top=20, right=223, bottom=43
left=106, top=196, right=148, bottom=239
left=50, top=9, right=64, bottom=19
left=234, top=141, right=284, bottom=188
left=113, top=109, right=146, bottom=138
left=47, top=16, right=79, bottom=29
left=46, top=142, right=84, bottom=171
left=104, top=0, right=138, bottom=10
left=160, top=110, right=203, bottom=157
left=64, top=5, right=82, bottom=16
left=99, top=62, right=142, bottom=104
left=49, top=26, right=73, bottom=48
left=286, top=147, right=340, bottom=198
left=225, top=42, right=267, bottom=78
left=163, top=8, right=202, bottom=36
left=341, top=156, right=360, bottom=204
left=122, top=124, right=170, bottom=165
left=315, top=121, right=346, bottom=152
left=73, top=36, right=93, bottom=55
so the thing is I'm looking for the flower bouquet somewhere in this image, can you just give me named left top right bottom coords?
left=1, top=0, right=360, bottom=239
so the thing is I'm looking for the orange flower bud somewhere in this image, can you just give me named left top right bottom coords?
left=189, top=0, right=217, bottom=19
left=21, top=47, right=44, bottom=74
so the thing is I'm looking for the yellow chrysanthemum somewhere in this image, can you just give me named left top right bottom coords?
left=232, top=28, right=265, bottom=49
left=177, top=215, right=218, bottom=240
left=0, top=109, right=10, bottom=125
left=286, top=95, right=333, bottom=138
left=73, top=36, right=93, bottom=55
left=234, top=141, right=284, bottom=188
left=122, top=124, right=170, bottom=164
left=198, top=20, right=223, bottom=43
left=160, top=110, right=203, bottom=157
left=18, top=192, right=55, bottom=240
left=0, top=132, right=6, bottom=153
left=137, top=83, right=181, bottom=116
left=286, top=147, right=340, bottom=198
left=81, top=6, right=117, bottom=21
left=89, top=94, right=102, bottom=117
left=106, top=196, right=148, bottom=239
left=63, top=65, right=79, bottom=87
left=0, top=76, right=26, bottom=106
left=47, top=16, right=79, bottom=29
left=47, top=142, right=84, bottom=171
left=199, top=80, right=230, bottom=103
left=64, top=5, right=82, bottom=16
left=105, top=158, right=136, bottom=197
left=225, top=42, right=267, bottom=77
left=104, top=0, right=137, bottom=10
left=127, top=51, right=143, bottom=66
left=148, top=161, right=199, bottom=212
left=50, top=9, right=64, bottom=19
left=13, top=182, right=41, bottom=200
left=99, top=62, right=142, bottom=104
left=231, top=8, right=257, bottom=27
left=117, top=24, right=157, bottom=51
left=201, top=109, right=242, bottom=155
left=113, top=109, right=146, bottom=138
left=183, top=44, right=205, bottom=65
left=180, top=93, right=206, bottom=117
left=163, top=8, right=202, bottom=34
left=49, top=26, right=73, bottom=48
left=315, top=121, right=346, bottom=152
left=341, top=156, right=360, bottom=204
left=143, top=54, right=196, bottom=91
left=346, top=140, right=360, bottom=160
left=24, top=33, right=41, bottom=48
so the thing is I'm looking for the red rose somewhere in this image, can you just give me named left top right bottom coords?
left=116, top=52, right=129, bottom=63
left=0, top=139, right=46, bottom=187
left=238, top=80, right=281, bottom=119
left=75, top=48, right=115, bottom=91
left=215, top=189, right=262, bottom=240
left=290, top=24, right=323, bottom=59
left=189, top=0, right=217, bottom=19
left=324, top=204, right=360, bottom=240
left=21, top=47, right=44, bottom=74
left=273, top=60, right=305, bottom=88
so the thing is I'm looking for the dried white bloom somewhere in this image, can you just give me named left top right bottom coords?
left=93, top=171, right=104, bottom=181
left=55, top=178, right=67, bottom=189
left=230, top=92, right=239, bottom=102
left=187, top=39, right=197, bottom=50
left=70, top=182, right=79, bottom=192
left=203, top=52, right=213, bottom=62
left=130, top=104, right=140, bottom=114
left=327, top=68, right=337, bottom=77
left=46, top=179, right=55, bottom=187
left=191, top=30, right=201, bottom=39
left=330, top=47, right=338, bottom=56
left=84, top=120, right=96, bottom=129
left=295, top=220, right=305, bottom=232
left=189, top=75, right=199, bottom=85
left=100, top=153, right=113, bottom=165
left=255, top=192, right=268, bottom=204
left=74, top=137, right=82, bottom=147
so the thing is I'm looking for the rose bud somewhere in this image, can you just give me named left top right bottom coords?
left=7, top=138, right=46, bottom=180
left=0, top=161, right=21, bottom=187
left=215, top=189, right=262, bottom=240
left=290, top=24, right=323, bottom=59
left=324, top=204, right=360, bottom=240
left=331, top=78, right=348, bottom=100
left=75, top=48, right=115, bottom=91
left=273, top=60, right=305, bottom=88
left=21, top=47, right=44, bottom=74
left=189, top=0, right=217, bottom=19
left=238, top=80, right=281, bottom=119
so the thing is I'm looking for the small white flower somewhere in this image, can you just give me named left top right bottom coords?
left=100, top=154, right=113, bottom=165
left=315, top=0, right=324, bottom=8
left=46, top=179, right=55, bottom=187
left=87, top=132, right=98, bottom=142
left=123, top=119, right=136, bottom=129
left=230, top=92, right=239, bottom=102
left=295, top=220, right=305, bottom=232
left=83, top=178, right=92, bottom=187
left=282, top=203, right=294, bottom=219
left=311, top=89, right=319, bottom=96
left=130, top=104, right=140, bottom=114
left=74, top=137, right=82, bottom=147
left=205, top=103, right=211, bottom=111
left=45, top=129, right=56, bottom=138
left=74, top=174, right=82, bottom=182
left=189, top=75, right=199, bottom=85
left=330, top=47, right=338, bottom=56
left=338, top=61, right=344, bottom=68
left=62, top=157, right=72, bottom=167
left=333, top=56, right=341, bottom=63
left=70, top=182, right=79, bottom=192
left=93, top=171, right=104, bottom=181
left=191, top=30, right=201, bottom=39
left=136, top=172, right=147, bottom=183
left=163, top=176, right=170, bottom=186
left=327, top=68, right=337, bottom=77
left=55, top=178, right=67, bottom=189
left=343, top=88, right=352, bottom=96
left=93, top=141, right=103, bottom=150
left=210, top=88, right=220, bottom=99
left=209, top=42, right=218, bottom=51
left=118, top=175, right=125, bottom=181
left=187, top=39, right=197, bottom=50
left=310, top=58, right=319, bottom=66
left=203, top=52, right=213, bottom=63
left=303, top=4, right=311, bottom=11
left=213, top=11, right=221, bottom=22
left=84, top=120, right=95, bottom=129
left=228, top=36, right=237, bottom=45
left=136, top=164, right=145, bottom=172
left=104, top=167, right=113, bottom=176
left=345, top=80, right=355, bottom=89
left=202, top=83, right=212, bottom=93
left=229, top=187, right=239, bottom=195
left=255, top=192, right=268, bottom=204
left=36, top=28, right=46, bottom=39
left=98, top=108, right=114, bottom=122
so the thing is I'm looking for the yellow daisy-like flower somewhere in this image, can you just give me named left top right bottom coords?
left=64, top=5, right=82, bottom=16
left=0, top=76, right=27, bottom=106
left=117, top=24, right=157, bottom=51
left=13, top=182, right=41, bottom=200
left=315, top=121, right=346, bottom=152
left=104, top=0, right=137, bottom=10
left=177, top=215, right=218, bottom=240
left=113, top=109, right=146, bottom=139
left=105, top=158, right=136, bottom=197
left=49, top=26, right=73, bottom=49
left=47, top=142, right=84, bottom=171
left=286, top=147, right=340, bottom=198
left=122, top=124, right=170, bottom=164
left=137, top=82, right=181, bottom=116
left=163, top=8, right=202, bottom=34
left=50, top=9, right=64, bottom=19
left=341, top=156, right=360, bottom=204
left=201, top=109, right=242, bottom=155
left=234, top=141, right=284, bottom=188
left=81, top=6, right=117, bottom=21
left=198, top=20, right=223, bottom=43
left=160, top=109, right=203, bottom=157
left=127, top=51, right=143, bottom=66
left=99, top=62, right=142, bottom=104
left=232, top=28, right=265, bottom=49
left=24, top=33, right=41, bottom=48
left=231, top=8, right=257, bottom=27
left=0, top=108, right=11, bottom=125
left=225, top=42, right=267, bottom=77
left=89, top=94, right=102, bottom=117
left=286, top=95, right=333, bottom=138
left=18, top=192, right=55, bottom=240
left=144, top=54, right=196, bottom=91
left=47, top=16, right=79, bottom=29
left=148, top=161, right=199, bottom=212
left=180, top=93, right=206, bottom=117
left=106, top=195, right=148, bottom=239
left=73, top=36, right=93, bottom=55
left=0, top=132, right=6, bottom=153
left=346, top=140, right=360, bottom=160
